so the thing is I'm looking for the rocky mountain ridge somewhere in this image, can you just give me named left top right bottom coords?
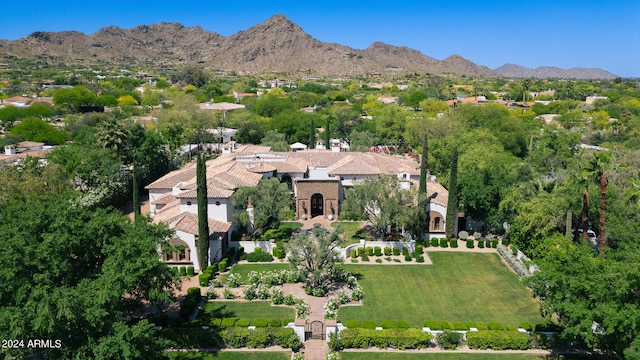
left=0, top=15, right=616, bottom=79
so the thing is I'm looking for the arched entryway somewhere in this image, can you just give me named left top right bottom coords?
left=311, top=193, right=324, bottom=218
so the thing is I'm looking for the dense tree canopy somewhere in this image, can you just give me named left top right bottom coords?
left=0, top=190, right=178, bottom=359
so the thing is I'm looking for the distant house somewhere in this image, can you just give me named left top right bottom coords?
left=0, top=141, right=53, bottom=165
left=585, top=96, right=608, bottom=105
left=198, top=102, right=245, bottom=117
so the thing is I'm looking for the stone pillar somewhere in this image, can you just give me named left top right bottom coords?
left=325, top=319, right=337, bottom=342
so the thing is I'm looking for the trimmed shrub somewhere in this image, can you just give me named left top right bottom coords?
left=395, top=320, right=410, bottom=329
left=179, top=287, right=202, bottom=321
left=441, top=321, right=454, bottom=330
left=344, top=320, right=361, bottom=328
left=237, top=246, right=245, bottom=260
left=476, top=322, right=488, bottom=330
left=337, top=328, right=433, bottom=350
left=179, top=266, right=187, bottom=277
left=187, top=266, right=195, bottom=277
left=431, top=238, right=439, bottom=247
left=506, top=325, right=518, bottom=331
left=439, top=238, right=448, bottom=248
left=423, top=238, right=430, bottom=247
left=502, top=238, right=510, bottom=246
left=361, top=254, right=369, bottom=262
left=221, top=318, right=236, bottom=327
left=488, top=322, right=504, bottom=330
left=380, top=320, right=394, bottom=329
left=218, top=258, right=228, bottom=272
left=366, top=247, right=374, bottom=256
left=269, top=319, right=282, bottom=328
left=374, top=246, right=382, bottom=256
left=384, top=247, right=391, bottom=256
left=284, top=294, right=295, bottom=306
left=458, top=231, right=469, bottom=240
left=404, top=254, right=412, bottom=262
left=350, top=249, right=357, bottom=258
left=220, top=327, right=301, bottom=350
left=415, top=245, right=423, bottom=254
left=362, top=320, right=376, bottom=329
left=246, top=248, right=274, bottom=262
left=402, top=247, right=409, bottom=256
left=236, top=318, right=251, bottom=327
left=273, top=247, right=285, bottom=259
left=466, top=330, right=532, bottom=350
left=416, top=255, right=425, bottom=263
left=199, top=273, right=211, bottom=287
left=253, top=318, right=269, bottom=328
left=424, top=320, right=441, bottom=330
left=492, top=239, right=499, bottom=248
left=437, top=330, right=463, bottom=350
left=477, top=240, right=485, bottom=249
left=466, top=322, right=477, bottom=329
left=466, top=239, right=474, bottom=248
left=449, top=238, right=458, bottom=248
left=485, top=239, right=492, bottom=248
left=357, top=247, right=365, bottom=257
left=375, top=258, right=382, bottom=263
left=453, top=322, right=468, bottom=331
left=392, top=247, right=400, bottom=256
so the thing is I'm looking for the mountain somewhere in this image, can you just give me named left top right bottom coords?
left=0, top=15, right=615, bottom=79
left=494, top=63, right=617, bottom=79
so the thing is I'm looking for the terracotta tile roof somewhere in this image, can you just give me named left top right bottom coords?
left=151, top=192, right=177, bottom=205
left=426, top=181, right=449, bottom=207
left=327, top=155, right=380, bottom=175
left=145, top=162, right=196, bottom=189
left=233, top=144, right=272, bottom=154
left=161, top=212, right=231, bottom=235
left=246, top=162, right=277, bottom=173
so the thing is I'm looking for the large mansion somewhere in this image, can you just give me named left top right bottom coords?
left=146, top=144, right=448, bottom=271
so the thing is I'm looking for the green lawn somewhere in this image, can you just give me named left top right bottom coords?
left=168, top=351, right=291, bottom=360
left=198, top=301, right=294, bottom=323
left=331, top=221, right=367, bottom=245
left=339, top=252, right=544, bottom=328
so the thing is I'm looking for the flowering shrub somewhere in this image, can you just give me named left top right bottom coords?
left=295, top=299, right=309, bottom=319
left=227, top=273, right=242, bottom=288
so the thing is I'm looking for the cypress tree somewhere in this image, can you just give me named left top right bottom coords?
left=325, top=117, right=331, bottom=150
left=445, top=147, right=458, bottom=239
left=309, top=116, right=316, bottom=148
left=196, top=151, right=210, bottom=270
left=419, top=136, right=428, bottom=194
left=132, top=166, right=140, bottom=223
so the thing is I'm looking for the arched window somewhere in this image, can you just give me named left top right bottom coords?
left=164, top=238, right=191, bottom=263
left=434, top=217, right=441, bottom=231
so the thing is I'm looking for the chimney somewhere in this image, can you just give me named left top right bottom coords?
left=5, top=145, right=16, bottom=156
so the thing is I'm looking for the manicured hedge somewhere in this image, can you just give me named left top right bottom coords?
left=415, top=245, right=423, bottom=254
left=350, top=249, right=357, bottom=258
left=344, top=320, right=361, bottom=328
left=423, top=320, right=441, bottom=330
left=366, top=247, right=374, bottom=256
left=466, top=330, right=532, bottom=350
left=221, top=327, right=301, bottom=350
left=362, top=320, right=376, bottom=329
left=199, top=272, right=211, bottom=287
left=358, top=247, right=365, bottom=257
left=221, top=318, right=236, bottom=327
left=187, top=266, right=195, bottom=277
left=439, top=238, right=448, bottom=248
left=449, top=238, right=458, bottom=248
left=466, top=239, right=474, bottom=248
left=395, top=320, right=410, bottom=329
left=392, top=247, right=400, bottom=256
left=431, top=238, right=439, bottom=247
left=273, top=247, right=285, bottom=259
left=246, top=248, right=274, bottom=262
left=488, top=322, right=504, bottom=330
left=337, top=328, right=433, bottom=350
left=236, top=318, right=251, bottom=327
left=384, top=247, right=391, bottom=256
left=179, top=287, right=202, bottom=321
left=477, top=240, right=485, bottom=248
left=179, top=266, right=187, bottom=277
left=374, top=246, right=382, bottom=256
left=219, top=258, right=228, bottom=272
left=253, top=318, right=269, bottom=328
left=380, top=320, right=394, bottom=329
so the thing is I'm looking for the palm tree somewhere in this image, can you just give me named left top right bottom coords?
left=96, top=118, right=128, bottom=157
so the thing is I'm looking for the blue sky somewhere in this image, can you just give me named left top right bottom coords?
left=1, top=1, right=638, bottom=77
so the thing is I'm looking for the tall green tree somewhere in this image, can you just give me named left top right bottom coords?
left=287, top=227, right=342, bottom=290
left=445, top=147, right=459, bottom=238
left=232, top=177, right=293, bottom=237
left=419, top=136, right=428, bottom=195
left=0, top=191, right=177, bottom=359
left=196, top=151, right=210, bottom=269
